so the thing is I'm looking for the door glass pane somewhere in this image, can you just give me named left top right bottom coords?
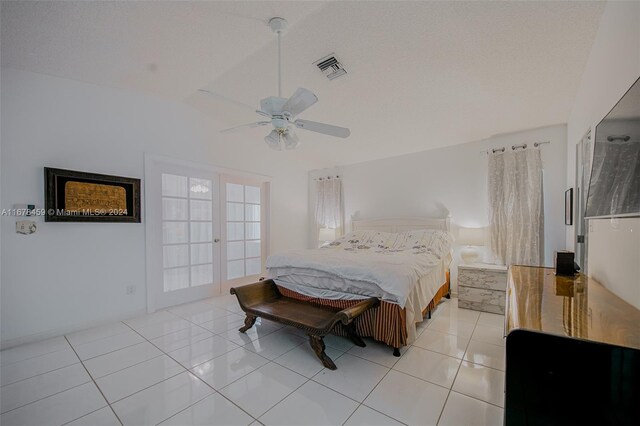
left=163, top=222, right=188, bottom=244
left=246, top=258, right=262, bottom=276
left=191, top=264, right=213, bottom=287
left=245, top=222, right=260, bottom=240
left=227, top=223, right=244, bottom=241
left=227, top=260, right=244, bottom=280
left=190, top=200, right=212, bottom=221
left=162, top=174, right=188, bottom=198
left=245, top=186, right=261, bottom=204
left=227, top=241, right=244, bottom=260
left=164, top=267, right=189, bottom=292
left=246, top=240, right=261, bottom=258
left=163, top=198, right=187, bottom=220
left=227, top=203, right=244, bottom=221
left=189, top=178, right=212, bottom=200
left=226, top=183, right=244, bottom=202
left=163, top=245, right=189, bottom=268
left=190, top=222, right=212, bottom=243
left=191, top=243, right=212, bottom=265
left=245, top=204, right=260, bottom=221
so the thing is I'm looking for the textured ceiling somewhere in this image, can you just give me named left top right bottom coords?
left=2, top=1, right=605, bottom=168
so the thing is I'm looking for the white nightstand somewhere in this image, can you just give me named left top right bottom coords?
left=457, top=263, right=507, bottom=314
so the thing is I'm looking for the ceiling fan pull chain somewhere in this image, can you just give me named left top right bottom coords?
left=277, top=30, right=282, bottom=98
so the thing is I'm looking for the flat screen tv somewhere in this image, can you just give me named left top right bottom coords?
left=585, top=76, right=640, bottom=219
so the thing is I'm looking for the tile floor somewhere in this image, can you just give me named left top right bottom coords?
left=0, top=296, right=506, bottom=426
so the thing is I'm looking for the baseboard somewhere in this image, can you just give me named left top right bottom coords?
left=0, top=308, right=148, bottom=350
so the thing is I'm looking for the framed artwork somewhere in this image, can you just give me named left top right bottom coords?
left=565, top=188, right=573, bottom=226
left=45, top=167, right=141, bottom=222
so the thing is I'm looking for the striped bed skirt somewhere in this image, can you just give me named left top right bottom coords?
left=276, top=271, right=450, bottom=349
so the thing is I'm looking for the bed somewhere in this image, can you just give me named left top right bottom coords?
left=266, top=217, right=453, bottom=354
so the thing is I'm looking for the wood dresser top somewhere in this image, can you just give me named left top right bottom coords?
left=506, top=266, right=640, bottom=350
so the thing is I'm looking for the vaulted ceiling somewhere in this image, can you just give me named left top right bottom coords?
left=2, top=1, right=605, bottom=167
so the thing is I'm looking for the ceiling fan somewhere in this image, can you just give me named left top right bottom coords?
left=199, top=17, right=350, bottom=150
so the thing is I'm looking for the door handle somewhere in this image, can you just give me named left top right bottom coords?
left=214, top=238, right=220, bottom=243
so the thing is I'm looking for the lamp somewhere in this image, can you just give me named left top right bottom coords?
left=318, top=227, right=336, bottom=246
left=264, top=129, right=282, bottom=150
left=458, top=227, right=485, bottom=264
left=282, top=129, right=299, bottom=150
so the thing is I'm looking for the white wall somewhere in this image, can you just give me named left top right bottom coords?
left=0, top=68, right=310, bottom=347
left=565, top=1, right=640, bottom=309
left=311, top=124, right=568, bottom=292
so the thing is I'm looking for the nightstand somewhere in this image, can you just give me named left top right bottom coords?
left=457, top=263, right=507, bottom=314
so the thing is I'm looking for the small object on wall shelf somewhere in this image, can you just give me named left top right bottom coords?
left=44, top=167, right=141, bottom=223
left=458, top=263, right=507, bottom=314
left=565, top=188, right=573, bottom=225
left=16, top=220, right=37, bottom=235
left=554, top=251, right=578, bottom=276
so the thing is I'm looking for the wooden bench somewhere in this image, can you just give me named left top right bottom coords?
left=230, top=279, right=379, bottom=370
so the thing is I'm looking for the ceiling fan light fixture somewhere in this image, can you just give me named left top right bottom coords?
left=283, top=129, right=299, bottom=150
left=264, top=129, right=282, bottom=150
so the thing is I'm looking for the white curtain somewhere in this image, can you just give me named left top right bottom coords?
left=315, top=177, right=344, bottom=240
left=488, top=149, right=544, bottom=266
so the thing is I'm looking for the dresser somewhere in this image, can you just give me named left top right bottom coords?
left=505, top=266, right=640, bottom=426
left=457, top=263, right=507, bottom=314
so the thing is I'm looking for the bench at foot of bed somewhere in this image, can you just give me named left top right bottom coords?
left=230, top=279, right=379, bottom=370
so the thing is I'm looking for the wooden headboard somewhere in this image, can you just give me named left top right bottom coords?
left=351, top=217, right=451, bottom=233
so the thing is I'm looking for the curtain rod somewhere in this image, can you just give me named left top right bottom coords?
left=480, top=140, right=550, bottom=154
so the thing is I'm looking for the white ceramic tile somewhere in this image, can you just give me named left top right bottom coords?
left=464, top=340, right=506, bottom=371
left=280, top=325, right=307, bottom=338
left=1, top=363, right=90, bottom=413
left=0, top=337, right=70, bottom=366
left=314, top=353, right=389, bottom=402
left=471, top=324, right=506, bottom=347
left=220, top=362, right=307, bottom=418
left=199, top=313, right=245, bottom=334
left=0, top=348, right=79, bottom=386
left=273, top=344, right=343, bottom=378
left=256, top=318, right=285, bottom=330
left=206, top=294, right=239, bottom=309
left=66, top=322, right=131, bottom=347
left=427, top=316, right=476, bottom=338
left=150, top=325, right=213, bottom=353
left=224, top=323, right=281, bottom=346
left=66, top=407, right=120, bottom=426
left=343, top=405, right=403, bottom=426
left=347, top=339, right=405, bottom=367
left=0, top=382, right=106, bottom=426
left=124, top=310, right=179, bottom=329
left=364, top=370, right=448, bottom=426
left=168, top=301, right=217, bottom=317
left=95, top=354, right=185, bottom=403
left=192, top=347, right=269, bottom=390
left=182, top=308, right=235, bottom=325
left=439, top=391, right=504, bottom=426
left=168, top=335, right=239, bottom=368
left=414, top=329, right=470, bottom=359
left=112, top=372, right=213, bottom=426
left=437, top=307, right=481, bottom=324
left=322, top=334, right=355, bottom=352
left=260, top=380, right=358, bottom=426
left=160, top=393, right=253, bottom=426
left=453, top=361, right=505, bottom=407
left=84, top=341, right=163, bottom=379
left=134, top=318, right=193, bottom=340
left=72, top=331, right=144, bottom=361
left=241, top=330, right=306, bottom=360
left=478, top=312, right=505, bottom=328
left=393, top=346, right=461, bottom=388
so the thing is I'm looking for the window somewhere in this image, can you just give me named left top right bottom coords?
left=225, top=182, right=263, bottom=280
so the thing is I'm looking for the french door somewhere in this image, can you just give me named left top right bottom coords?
left=145, top=155, right=268, bottom=311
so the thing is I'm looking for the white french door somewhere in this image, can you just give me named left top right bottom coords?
left=145, top=155, right=269, bottom=311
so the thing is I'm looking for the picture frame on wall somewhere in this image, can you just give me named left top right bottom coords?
left=45, top=167, right=141, bottom=222
left=565, top=188, right=573, bottom=226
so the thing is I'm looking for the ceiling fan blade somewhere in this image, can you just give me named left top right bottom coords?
left=294, top=119, right=350, bottom=138
left=282, top=88, right=318, bottom=117
left=197, top=89, right=257, bottom=112
left=256, top=110, right=271, bottom=118
left=220, top=121, right=270, bottom=134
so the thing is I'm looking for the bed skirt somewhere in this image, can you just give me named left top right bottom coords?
left=276, top=271, right=450, bottom=348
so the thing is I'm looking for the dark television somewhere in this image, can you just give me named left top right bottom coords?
left=585, top=76, right=640, bottom=219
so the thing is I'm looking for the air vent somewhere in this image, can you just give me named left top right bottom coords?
left=314, top=53, right=347, bottom=80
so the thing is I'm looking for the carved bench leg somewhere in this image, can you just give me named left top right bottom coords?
left=393, top=347, right=401, bottom=357
left=309, top=335, right=337, bottom=370
left=344, top=323, right=366, bottom=348
left=238, top=314, right=256, bottom=333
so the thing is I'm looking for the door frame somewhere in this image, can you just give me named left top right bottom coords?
left=144, top=153, right=271, bottom=313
